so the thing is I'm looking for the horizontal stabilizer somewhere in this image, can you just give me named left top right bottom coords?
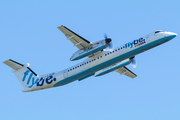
left=3, top=59, right=24, bottom=70
left=3, top=59, right=37, bottom=76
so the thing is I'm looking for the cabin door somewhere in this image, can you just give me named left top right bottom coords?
left=63, top=70, right=68, bottom=78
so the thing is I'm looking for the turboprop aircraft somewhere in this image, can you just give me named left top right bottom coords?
left=3, top=25, right=177, bottom=92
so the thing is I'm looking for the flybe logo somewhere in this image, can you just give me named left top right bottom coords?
left=125, top=38, right=146, bottom=48
left=22, top=70, right=56, bottom=88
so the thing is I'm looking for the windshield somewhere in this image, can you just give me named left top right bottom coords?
left=155, top=30, right=163, bottom=34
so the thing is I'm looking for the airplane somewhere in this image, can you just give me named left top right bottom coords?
left=3, top=25, right=177, bottom=92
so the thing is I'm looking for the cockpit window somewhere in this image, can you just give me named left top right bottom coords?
left=155, top=30, right=162, bottom=34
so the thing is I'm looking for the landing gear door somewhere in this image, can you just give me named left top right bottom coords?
left=63, top=70, right=68, bottom=78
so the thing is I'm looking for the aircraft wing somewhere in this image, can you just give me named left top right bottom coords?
left=57, top=25, right=92, bottom=50
left=115, top=66, right=137, bottom=78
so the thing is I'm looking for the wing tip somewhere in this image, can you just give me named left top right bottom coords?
left=57, top=25, right=64, bottom=28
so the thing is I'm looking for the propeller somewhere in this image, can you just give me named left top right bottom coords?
left=130, top=56, right=137, bottom=68
left=104, top=34, right=113, bottom=51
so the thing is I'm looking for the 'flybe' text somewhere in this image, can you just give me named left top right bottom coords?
left=125, top=38, right=146, bottom=48
left=22, top=70, right=56, bottom=88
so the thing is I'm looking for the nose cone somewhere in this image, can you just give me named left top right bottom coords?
left=168, top=32, right=177, bottom=39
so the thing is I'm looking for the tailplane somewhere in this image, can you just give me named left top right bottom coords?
left=3, top=59, right=39, bottom=90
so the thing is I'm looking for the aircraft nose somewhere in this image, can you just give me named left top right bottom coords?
left=165, top=32, right=177, bottom=40
left=168, top=32, right=177, bottom=39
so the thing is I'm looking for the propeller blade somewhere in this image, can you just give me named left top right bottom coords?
left=104, top=34, right=107, bottom=39
left=106, top=42, right=113, bottom=52
left=104, top=34, right=111, bottom=43
left=104, top=34, right=113, bottom=51
left=130, top=56, right=137, bottom=68
left=109, top=41, right=113, bottom=49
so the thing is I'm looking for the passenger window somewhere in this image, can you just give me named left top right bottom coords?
left=115, top=50, right=117, bottom=51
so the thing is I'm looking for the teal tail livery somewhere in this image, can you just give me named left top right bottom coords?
left=3, top=59, right=57, bottom=92
left=3, top=26, right=177, bottom=92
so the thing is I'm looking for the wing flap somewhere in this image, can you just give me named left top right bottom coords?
left=58, top=25, right=92, bottom=50
left=115, top=66, right=137, bottom=78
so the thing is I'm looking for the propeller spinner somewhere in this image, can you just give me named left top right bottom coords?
left=104, top=34, right=113, bottom=51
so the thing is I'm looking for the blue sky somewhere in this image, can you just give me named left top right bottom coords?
left=1, top=0, right=180, bottom=120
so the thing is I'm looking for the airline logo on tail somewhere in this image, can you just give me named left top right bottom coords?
left=22, top=70, right=56, bottom=88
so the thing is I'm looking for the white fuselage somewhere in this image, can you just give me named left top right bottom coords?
left=26, top=31, right=177, bottom=92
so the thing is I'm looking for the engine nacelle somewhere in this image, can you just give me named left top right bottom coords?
left=70, top=40, right=107, bottom=61
left=94, top=59, right=130, bottom=77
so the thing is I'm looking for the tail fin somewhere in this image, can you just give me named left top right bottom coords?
left=3, top=59, right=39, bottom=90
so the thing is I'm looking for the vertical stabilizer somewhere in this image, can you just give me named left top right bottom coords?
left=3, top=59, right=39, bottom=90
